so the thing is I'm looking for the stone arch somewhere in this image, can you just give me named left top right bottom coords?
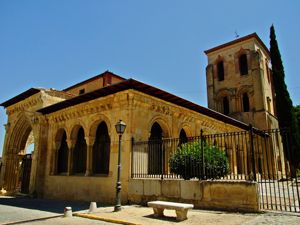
left=179, top=123, right=192, bottom=137
left=88, top=114, right=112, bottom=138
left=92, top=121, right=111, bottom=174
left=236, top=85, right=254, bottom=97
left=7, top=115, right=33, bottom=154
left=53, top=128, right=69, bottom=174
left=55, top=128, right=66, bottom=143
left=236, top=85, right=254, bottom=112
left=148, top=116, right=171, bottom=138
left=178, top=129, right=188, bottom=146
left=148, top=121, right=164, bottom=175
left=70, top=124, right=86, bottom=141
left=213, top=55, right=226, bottom=81
left=234, top=48, right=251, bottom=75
left=216, top=89, right=235, bottom=114
left=70, top=125, right=87, bottom=174
left=2, top=114, right=34, bottom=193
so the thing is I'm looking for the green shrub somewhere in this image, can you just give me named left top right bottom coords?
left=169, top=140, right=229, bottom=180
left=296, top=168, right=300, bottom=178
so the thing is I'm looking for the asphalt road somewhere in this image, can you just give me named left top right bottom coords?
left=0, top=196, right=114, bottom=225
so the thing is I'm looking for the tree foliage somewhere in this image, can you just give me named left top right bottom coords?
left=169, top=140, right=229, bottom=180
left=270, top=25, right=300, bottom=170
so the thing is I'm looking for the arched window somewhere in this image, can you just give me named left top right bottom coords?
left=148, top=122, right=163, bottom=175
left=57, top=131, right=68, bottom=174
left=73, top=127, right=87, bottom=174
left=217, top=61, right=224, bottom=81
left=179, top=129, right=188, bottom=146
left=93, top=122, right=110, bottom=174
left=239, top=54, right=248, bottom=75
left=242, top=93, right=250, bottom=112
left=223, top=96, right=229, bottom=115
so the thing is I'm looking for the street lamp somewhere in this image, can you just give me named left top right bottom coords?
left=114, top=119, right=126, bottom=212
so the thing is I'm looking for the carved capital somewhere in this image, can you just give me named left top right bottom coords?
left=85, top=136, right=96, bottom=147
left=67, top=139, right=76, bottom=150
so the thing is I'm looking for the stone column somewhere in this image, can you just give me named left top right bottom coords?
left=0, top=123, right=10, bottom=189
left=50, top=141, right=61, bottom=175
left=85, top=137, right=95, bottom=176
left=67, top=139, right=76, bottom=176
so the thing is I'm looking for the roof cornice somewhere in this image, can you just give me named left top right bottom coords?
left=204, top=33, right=270, bottom=56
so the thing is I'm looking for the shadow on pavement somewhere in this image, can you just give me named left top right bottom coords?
left=143, top=214, right=180, bottom=223
left=0, top=196, right=94, bottom=214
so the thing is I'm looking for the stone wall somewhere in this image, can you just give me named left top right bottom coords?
left=128, top=179, right=259, bottom=212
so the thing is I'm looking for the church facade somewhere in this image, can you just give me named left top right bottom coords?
left=0, top=33, right=285, bottom=203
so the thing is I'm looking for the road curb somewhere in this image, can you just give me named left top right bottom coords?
left=74, top=212, right=141, bottom=225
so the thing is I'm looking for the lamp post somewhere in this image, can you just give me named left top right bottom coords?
left=114, top=120, right=126, bottom=212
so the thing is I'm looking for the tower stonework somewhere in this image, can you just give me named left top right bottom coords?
left=204, top=33, right=278, bottom=130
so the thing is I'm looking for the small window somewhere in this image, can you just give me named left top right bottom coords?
left=239, top=54, right=248, bottom=75
left=217, top=61, right=224, bottom=81
left=223, top=96, right=229, bottom=115
left=79, top=89, right=85, bottom=95
left=242, top=93, right=250, bottom=112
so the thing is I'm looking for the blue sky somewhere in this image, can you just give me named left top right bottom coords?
left=1, top=0, right=300, bottom=155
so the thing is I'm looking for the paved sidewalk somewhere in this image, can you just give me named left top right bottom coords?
left=1, top=196, right=300, bottom=224
left=75, top=205, right=300, bottom=225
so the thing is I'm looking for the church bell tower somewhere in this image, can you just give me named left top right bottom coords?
left=204, top=33, right=278, bottom=130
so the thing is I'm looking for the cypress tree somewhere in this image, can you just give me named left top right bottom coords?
left=294, top=105, right=300, bottom=135
left=270, top=25, right=300, bottom=174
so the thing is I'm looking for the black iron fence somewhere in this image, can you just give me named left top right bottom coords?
left=131, top=127, right=300, bottom=212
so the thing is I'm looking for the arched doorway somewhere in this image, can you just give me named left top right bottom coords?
left=148, top=122, right=163, bottom=175
left=56, top=130, right=69, bottom=174
left=2, top=116, right=35, bottom=194
left=93, top=122, right=111, bottom=174
left=72, top=127, right=87, bottom=174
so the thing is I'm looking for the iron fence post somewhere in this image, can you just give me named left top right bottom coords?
left=200, top=129, right=204, bottom=179
left=131, top=137, right=134, bottom=178
left=249, top=124, right=256, bottom=181
left=161, top=137, right=164, bottom=180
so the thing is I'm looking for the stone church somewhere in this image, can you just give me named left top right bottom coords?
left=0, top=33, right=282, bottom=203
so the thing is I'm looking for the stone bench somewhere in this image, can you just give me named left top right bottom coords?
left=147, top=201, right=194, bottom=221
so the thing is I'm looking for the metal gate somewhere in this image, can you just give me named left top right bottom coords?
left=253, top=129, right=300, bottom=212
